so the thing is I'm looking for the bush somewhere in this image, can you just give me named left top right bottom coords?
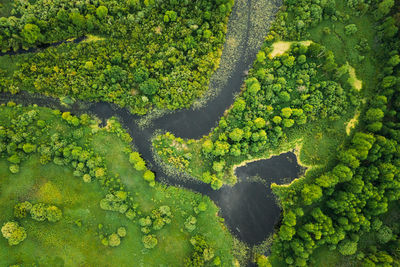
left=30, top=203, right=47, bottom=221
left=14, top=201, right=32, bottom=219
left=117, top=227, right=127, bottom=237
left=345, top=24, right=358, bottom=35
left=46, top=205, right=62, bottom=222
left=108, top=233, right=121, bottom=247
left=142, top=234, right=158, bottom=249
left=1, top=221, right=27, bottom=246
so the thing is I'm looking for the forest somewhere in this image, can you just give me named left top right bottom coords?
left=0, top=0, right=233, bottom=114
left=0, top=0, right=399, bottom=266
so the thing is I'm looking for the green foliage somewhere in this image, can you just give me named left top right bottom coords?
left=96, top=6, right=108, bottom=19
left=345, top=24, right=358, bottom=35
left=21, top=24, right=41, bottom=44
left=108, top=233, right=121, bottom=247
left=30, top=203, right=47, bottom=222
left=185, top=235, right=215, bottom=267
left=0, top=0, right=233, bottom=115
left=1, top=221, right=26, bottom=246
left=14, top=202, right=32, bottom=219
left=184, top=216, right=197, bottom=232
left=46, top=205, right=62, bottom=222
left=338, top=240, right=358, bottom=256
left=142, top=234, right=158, bottom=249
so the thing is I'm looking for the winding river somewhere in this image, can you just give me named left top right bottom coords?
left=0, top=0, right=301, bottom=250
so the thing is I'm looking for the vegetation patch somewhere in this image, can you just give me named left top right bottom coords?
left=0, top=104, right=235, bottom=266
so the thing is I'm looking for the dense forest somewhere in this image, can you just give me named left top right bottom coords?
left=0, top=0, right=233, bottom=114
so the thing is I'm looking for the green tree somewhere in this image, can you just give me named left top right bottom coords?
left=143, top=170, right=155, bottom=183
left=345, top=24, right=358, bottom=35
left=254, top=117, right=266, bottom=128
left=139, top=78, right=159, bottom=96
left=46, top=205, right=62, bottom=222
left=212, top=160, right=225, bottom=172
left=96, top=6, right=108, bottom=19
left=1, top=221, right=27, bottom=246
left=117, top=227, right=127, bottom=237
left=22, top=143, right=36, bottom=153
left=14, top=201, right=32, bottom=219
left=109, top=233, right=121, bottom=247
left=338, top=240, right=358, bottom=255
left=229, top=128, right=243, bottom=142
left=21, top=24, right=41, bottom=44
left=30, top=203, right=47, bottom=221
left=365, top=108, right=384, bottom=122
left=142, top=234, right=158, bottom=249
left=202, top=139, right=213, bottom=153
left=301, top=184, right=322, bottom=205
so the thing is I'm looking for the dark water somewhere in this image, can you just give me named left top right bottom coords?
left=0, top=0, right=298, bottom=250
left=0, top=36, right=86, bottom=57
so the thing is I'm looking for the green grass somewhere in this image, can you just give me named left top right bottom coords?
left=308, top=0, right=378, bottom=96
left=0, top=106, right=235, bottom=266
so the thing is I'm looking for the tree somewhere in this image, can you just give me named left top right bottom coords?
left=30, top=203, right=47, bottom=221
left=202, top=139, right=213, bottom=153
left=301, top=184, right=322, bottom=205
left=212, top=160, right=225, bottom=172
left=69, top=12, right=86, bottom=29
left=109, top=233, right=121, bottom=247
left=143, top=170, right=155, bottom=183
left=46, top=205, right=62, bottom=222
left=254, top=117, right=266, bottom=128
left=280, top=225, right=295, bottom=241
left=184, top=216, right=197, bottom=232
left=282, top=119, right=294, bottom=128
left=281, top=107, right=292, bottom=118
left=21, top=24, right=41, bottom=44
left=338, top=240, right=358, bottom=255
left=345, top=24, right=358, bottom=35
left=365, top=108, right=384, bottom=122
left=142, top=234, right=158, bottom=249
left=1, top=221, right=27, bottom=246
left=375, top=0, right=394, bottom=20
left=229, top=128, right=243, bottom=142
left=139, top=78, right=159, bottom=96
left=377, top=225, right=393, bottom=244
left=332, top=164, right=353, bottom=183
left=22, top=143, right=36, bottom=153
left=96, top=6, right=108, bottom=19
left=117, top=227, right=127, bottom=237
left=273, top=116, right=282, bottom=124
left=14, top=201, right=32, bottom=219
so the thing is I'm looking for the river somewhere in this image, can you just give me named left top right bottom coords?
left=0, top=0, right=300, bottom=252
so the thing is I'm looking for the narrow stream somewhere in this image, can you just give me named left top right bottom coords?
left=0, top=0, right=298, bottom=250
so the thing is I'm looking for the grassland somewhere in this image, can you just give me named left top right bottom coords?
left=0, top=105, right=235, bottom=266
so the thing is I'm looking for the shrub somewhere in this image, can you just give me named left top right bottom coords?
left=30, top=203, right=47, bottom=221
left=142, top=234, right=158, bottom=249
left=117, top=227, right=127, bottom=237
left=108, top=233, right=121, bottom=247
left=1, top=221, right=27, bottom=246
left=14, top=201, right=32, bottom=219
left=46, top=205, right=62, bottom=222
